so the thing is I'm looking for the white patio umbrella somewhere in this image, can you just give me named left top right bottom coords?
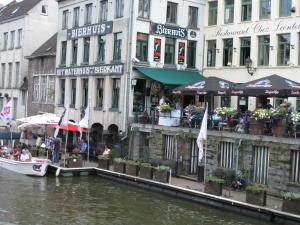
left=17, top=113, right=60, bottom=125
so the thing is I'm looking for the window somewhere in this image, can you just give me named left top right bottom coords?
left=224, top=0, right=234, bottom=24
left=208, top=1, right=218, bottom=26
left=136, top=33, right=148, bottom=62
left=207, top=40, right=216, bottom=67
left=0, top=98, right=3, bottom=110
left=111, top=78, right=120, bottom=109
left=166, top=2, right=177, bottom=24
left=9, top=31, right=15, bottom=49
left=240, top=37, right=251, bottom=66
left=83, top=37, right=90, bottom=64
left=223, top=39, right=233, bottom=67
left=41, top=5, right=48, bottom=15
left=72, top=39, right=78, bottom=65
left=115, top=0, right=124, bottom=18
left=85, top=4, right=92, bottom=25
left=95, top=78, right=104, bottom=108
left=70, top=79, right=76, bottom=107
left=260, top=0, right=271, bottom=19
left=1, top=64, right=5, bottom=88
left=241, top=0, right=252, bottom=22
left=12, top=98, right=17, bottom=119
left=252, top=146, right=269, bottom=184
left=164, top=38, right=176, bottom=64
left=60, top=41, right=67, bottom=66
left=258, top=35, right=270, bottom=66
left=17, top=29, right=22, bottom=47
left=3, top=32, right=8, bottom=50
left=291, top=150, right=300, bottom=182
left=113, top=33, right=122, bottom=61
left=15, top=62, right=20, bottom=88
left=280, top=0, right=291, bottom=17
left=82, top=79, right=88, bottom=108
left=98, top=36, right=105, bottom=62
left=138, top=0, right=150, bottom=19
left=188, top=6, right=198, bottom=28
left=220, top=142, right=235, bottom=168
left=73, top=7, right=80, bottom=27
left=47, top=76, right=55, bottom=103
left=278, top=34, right=290, bottom=66
left=8, top=63, right=12, bottom=88
left=62, top=10, right=68, bottom=29
left=187, top=41, right=196, bottom=68
left=100, top=0, right=108, bottom=22
left=40, top=76, right=47, bottom=102
left=59, top=79, right=65, bottom=105
left=33, top=77, right=39, bottom=102
left=221, top=96, right=231, bottom=107
left=163, top=135, right=177, bottom=160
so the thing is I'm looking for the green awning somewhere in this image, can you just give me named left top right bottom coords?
left=135, top=67, right=203, bottom=85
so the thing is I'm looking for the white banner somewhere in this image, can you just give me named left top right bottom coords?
left=0, top=100, right=13, bottom=121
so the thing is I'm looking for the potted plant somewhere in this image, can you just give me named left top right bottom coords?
left=125, top=160, right=139, bottom=176
left=271, top=107, right=287, bottom=137
left=113, top=158, right=125, bottom=173
left=245, top=183, right=267, bottom=206
left=281, top=192, right=300, bottom=214
left=30, top=145, right=38, bottom=157
left=250, top=109, right=271, bottom=135
left=153, top=165, right=170, bottom=183
left=139, top=162, right=153, bottom=179
left=204, top=176, right=224, bottom=196
left=67, top=154, right=83, bottom=168
left=98, top=155, right=109, bottom=170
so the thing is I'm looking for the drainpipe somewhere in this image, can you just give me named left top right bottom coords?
left=236, top=139, right=242, bottom=172
left=123, top=0, right=134, bottom=137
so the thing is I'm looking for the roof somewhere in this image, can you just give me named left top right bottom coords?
left=135, top=66, right=202, bottom=86
left=0, top=0, right=41, bottom=23
left=27, top=33, right=57, bottom=58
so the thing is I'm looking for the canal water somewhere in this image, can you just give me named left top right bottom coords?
left=0, top=170, right=273, bottom=225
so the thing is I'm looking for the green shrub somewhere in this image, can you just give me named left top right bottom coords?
left=98, top=155, right=109, bottom=160
left=155, top=165, right=170, bottom=171
left=114, top=157, right=125, bottom=163
left=140, top=162, right=153, bottom=168
left=126, top=160, right=139, bottom=165
left=282, top=192, right=300, bottom=200
left=69, top=154, right=83, bottom=160
left=108, top=149, right=117, bottom=160
left=245, top=183, right=266, bottom=193
left=207, top=175, right=225, bottom=184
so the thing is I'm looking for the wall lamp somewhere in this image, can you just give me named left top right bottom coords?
left=216, top=49, right=220, bottom=53
left=270, top=46, right=274, bottom=51
left=290, top=45, right=295, bottom=49
left=245, top=58, right=255, bottom=76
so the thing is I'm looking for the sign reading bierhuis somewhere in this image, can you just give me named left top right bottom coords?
left=214, top=20, right=300, bottom=37
left=151, top=23, right=187, bottom=39
left=56, top=64, right=124, bottom=76
left=67, top=21, right=113, bottom=40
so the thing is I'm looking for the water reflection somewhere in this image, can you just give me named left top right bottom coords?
left=0, top=170, right=272, bottom=225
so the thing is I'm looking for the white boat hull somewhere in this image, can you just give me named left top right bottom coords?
left=0, top=157, right=50, bottom=176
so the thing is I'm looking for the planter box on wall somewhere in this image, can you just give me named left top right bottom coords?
left=67, top=158, right=83, bottom=168
left=282, top=199, right=300, bottom=214
left=153, top=169, right=170, bottom=183
left=204, top=181, right=222, bottom=196
left=246, top=191, right=267, bottom=206
left=249, top=119, right=264, bottom=135
left=272, top=120, right=286, bottom=137
left=113, top=162, right=125, bottom=173
left=98, top=159, right=109, bottom=170
left=125, top=164, right=139, bottom=176
left=139, top=166, right=152, bottom=179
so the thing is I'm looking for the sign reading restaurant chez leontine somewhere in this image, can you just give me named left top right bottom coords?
left=214, top=20, right=300, bottom=37
left=67, top=21, right=113, bottom=40
left=56, top=64, right=124, bottom=76
left=151, top=23, right=187, bottom=39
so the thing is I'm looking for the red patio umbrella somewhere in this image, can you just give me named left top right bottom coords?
left=49, top=121, right=87, bottom=132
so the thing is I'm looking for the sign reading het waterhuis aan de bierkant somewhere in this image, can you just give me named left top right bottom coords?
left=67, top=21, right=113, bottom=40
left=151, top=23, right=187, bottom=39
left=56, top=64, right=124, bottom=76
left=178, top=42, right=185, bottom=64
left=153, top=38, right=161, bottom=62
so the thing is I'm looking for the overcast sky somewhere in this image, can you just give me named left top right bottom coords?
left=1, top=0, right=14, bottom=6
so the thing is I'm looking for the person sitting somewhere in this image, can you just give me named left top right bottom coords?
left=102, top=144, right=111, bottom=156
left=12, top=147, right=20, bottom=161
left=25, top=149, right=32, bottom=162
left=20, top=149, right=30, bottom=162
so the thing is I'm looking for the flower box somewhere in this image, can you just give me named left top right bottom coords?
left=98, top=158, right=109, bottom=170
left=272, top=119, right=286, bottom=137
left=245, top=184, right=267, bottom=206
left=204, top=176, right=224, bottom=196
left=139, top=163, right=153, bottom=179
left=125, top=161, right=139, bottom=176
left=113, top=160, right=125, bottom=173
left=249, top=119, right=264, bottom=135
left=66, top=157, right=83, bottom=168
left=282, top=199, right=300, bottom=214
left=153, top=166, right=170, bottom=183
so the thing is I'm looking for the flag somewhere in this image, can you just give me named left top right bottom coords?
left=54, top=107, right=68, bottom=138
left=79, top=106, right=89, bottom=128
left=197, top=107, right=208, bottom=164
left=0, top=100, right=13, bottom=121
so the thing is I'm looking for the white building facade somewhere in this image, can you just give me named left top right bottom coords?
left=55, top=0, right=205, bottom=140
left=0, top=0, right=58, bottom=126
left=204, top=0, right=300, bottom=110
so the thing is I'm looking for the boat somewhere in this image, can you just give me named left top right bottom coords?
left=0, top=157, right=51, bottom=176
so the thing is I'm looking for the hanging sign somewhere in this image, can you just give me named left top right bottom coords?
left=153, top=38, right=161, bottom=62
left=151, top=23, right=187, bottom=38
left=178, top=42, right=185, bottom=65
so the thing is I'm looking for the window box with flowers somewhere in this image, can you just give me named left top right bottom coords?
left=282, top=192, right=300, bottom=214
left=245, top=183, right=267, bottom=206
left=250, top=109, right=271, bottom=135
left=271, top=108, right=287, bottom=137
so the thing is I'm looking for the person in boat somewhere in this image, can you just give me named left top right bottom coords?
left=26, top=149, right=32, bottom=162
left=12, top=147, right=20, bottom=160
left=20, top=149, right=30, bottom=162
